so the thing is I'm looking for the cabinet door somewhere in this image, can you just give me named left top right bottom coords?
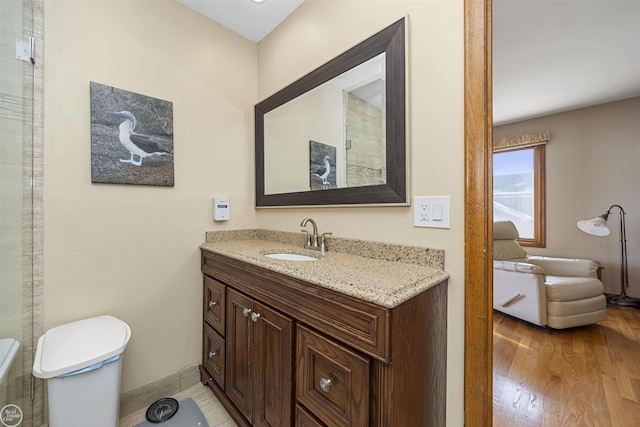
left=226, top=288, right=253, bottom=421
left=253, top=302, right=294, bottom=427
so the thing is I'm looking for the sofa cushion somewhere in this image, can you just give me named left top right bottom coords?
left=493, top=220, right=528, bottom=260
left=527, top=256, right=599, bottom=277
left=493, top=240, right=528, bottom=261
left=547, top=295, right=607, bottom=317
left=545, top=275, right=604, bottom=301
left=494, top=220, right=520, bottom=240
left=547, top=306, right=607, bottom=329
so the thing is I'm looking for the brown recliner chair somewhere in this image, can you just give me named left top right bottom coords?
left=493, top=220, right=607, bottom=329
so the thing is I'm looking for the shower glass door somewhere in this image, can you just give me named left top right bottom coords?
left=0, top=0, right=35, bottom=425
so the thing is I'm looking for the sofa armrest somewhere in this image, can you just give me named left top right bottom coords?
left=493, top=260, right=545, bottom=275
left=526, top=256, right=599, bottom=278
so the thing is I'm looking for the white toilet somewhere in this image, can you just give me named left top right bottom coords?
left=32, top=315, right=131, bottom=427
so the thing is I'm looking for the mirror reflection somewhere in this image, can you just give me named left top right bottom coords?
left=255, top=17, right=406, bottom=207
left=264, top=53, right=386, bottom=195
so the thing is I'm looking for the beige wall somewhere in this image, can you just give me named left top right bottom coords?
left=44, top=0, right=465, bottom=424
left=256, top=1, right=465, bottom=425
left=264, top=82, right=344, bottom=193
left=494, top=97, right=640, bottom=297
left=44, top=0, right=257, bottom=392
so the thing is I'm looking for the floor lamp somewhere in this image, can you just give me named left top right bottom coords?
left=577, top=204, right=640, bottom=308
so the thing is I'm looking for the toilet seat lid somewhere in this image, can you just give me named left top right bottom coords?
left=33, top=315, right=131, bottom=379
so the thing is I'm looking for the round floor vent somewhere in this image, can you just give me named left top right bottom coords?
left=145, top=397, right=179, bottom=423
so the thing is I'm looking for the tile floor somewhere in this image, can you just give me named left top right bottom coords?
left=118, top=383, right=236, bottom=427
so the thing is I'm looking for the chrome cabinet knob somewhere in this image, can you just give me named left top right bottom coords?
left=242, top=307, right=252, bottom=317
left=251, top=312, right=261, bottom=323
left=319, top=377, right=332, bottom=393
left=208, top=351, right=217, bottom=359
left=208, top=300, right=218, bottom=310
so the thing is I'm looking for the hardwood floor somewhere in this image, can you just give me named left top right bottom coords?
left=493, top=306, right=640, bottom=426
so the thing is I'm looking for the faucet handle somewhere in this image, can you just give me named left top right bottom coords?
left=320, top=232, right=332, bottom=252
left=301, top=229, right=313, bottom=246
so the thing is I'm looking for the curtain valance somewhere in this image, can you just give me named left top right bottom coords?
left=493, top=132, right=550, bottom=152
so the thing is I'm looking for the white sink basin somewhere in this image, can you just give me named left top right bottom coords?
left=264, top=253, right=318, bottom=261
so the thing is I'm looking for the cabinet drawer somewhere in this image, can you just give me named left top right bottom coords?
left=204, top=276, right=225, bottom=335
left=296, top=325, right=370, bottom=427
left=203, top=322, right=225, bottom=389
left=296, top=405, right=325, bottom=427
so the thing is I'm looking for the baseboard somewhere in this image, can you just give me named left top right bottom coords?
left=119, top=364, right=201, bottom=418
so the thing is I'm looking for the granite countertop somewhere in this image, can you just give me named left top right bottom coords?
left=201, top=229, right=449, bottom=308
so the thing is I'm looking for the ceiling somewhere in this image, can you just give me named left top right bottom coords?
left=178, top=0, right=640, bottom=125
left=493, top=0, right=640, bottom=125
left=176, top=0, right=305, bottom=43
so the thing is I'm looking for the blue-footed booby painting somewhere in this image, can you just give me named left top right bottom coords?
left=108, top=110, right=171, bottom=166
left=90, top=81, right=174, bottom=186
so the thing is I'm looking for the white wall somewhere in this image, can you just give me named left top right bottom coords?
left=44, top=0, right=257, bottom=392
left=494, top=97, right=640, bottom=297
left=256, top=1, right=465, bottom=425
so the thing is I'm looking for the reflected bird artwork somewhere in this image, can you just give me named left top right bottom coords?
left=312, top=155, right=332, bottom=186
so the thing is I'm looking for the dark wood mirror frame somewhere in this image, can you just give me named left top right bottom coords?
left=255, top=18, right=407, bottom=207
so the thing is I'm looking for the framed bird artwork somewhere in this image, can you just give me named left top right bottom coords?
left=90, top=82, right=174, bottom=186
left=309, top=140, right=336, bottom=191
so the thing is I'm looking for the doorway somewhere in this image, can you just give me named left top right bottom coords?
left=463, top=0, right=493, bottom=425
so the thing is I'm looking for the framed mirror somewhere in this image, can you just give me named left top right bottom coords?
left=255, top=18, right=407, bottom=207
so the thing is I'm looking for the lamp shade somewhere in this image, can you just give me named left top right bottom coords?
left=577, top=216, right=610, bottom=236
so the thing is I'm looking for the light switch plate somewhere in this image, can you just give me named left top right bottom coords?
left=413, top=196, right=450, bottom=228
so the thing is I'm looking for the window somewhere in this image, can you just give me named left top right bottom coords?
left=493, top=144, right=545, bottom=247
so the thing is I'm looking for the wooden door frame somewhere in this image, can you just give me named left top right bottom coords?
left=464, top=0, right=493, bottom=425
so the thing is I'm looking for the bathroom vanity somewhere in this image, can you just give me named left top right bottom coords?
left=199, top=230, right=448, bottom=427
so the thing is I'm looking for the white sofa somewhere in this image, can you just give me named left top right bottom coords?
left=493, top=220, right=607, bottom=329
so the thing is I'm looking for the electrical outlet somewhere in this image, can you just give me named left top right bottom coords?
left=418, top=201, right=429, bottom=221
left=413, top=196, right=450, bottom=228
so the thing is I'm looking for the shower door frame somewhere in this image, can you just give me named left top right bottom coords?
left=0, top=0, right=44, bottom=425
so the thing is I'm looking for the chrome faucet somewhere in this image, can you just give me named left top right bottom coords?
left=300, top=217, right=332, bottom=252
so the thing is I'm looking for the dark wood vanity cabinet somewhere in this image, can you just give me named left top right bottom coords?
left=226, top=288, right=293, bottom=427
left=200, top=249, right=447, bottom=427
